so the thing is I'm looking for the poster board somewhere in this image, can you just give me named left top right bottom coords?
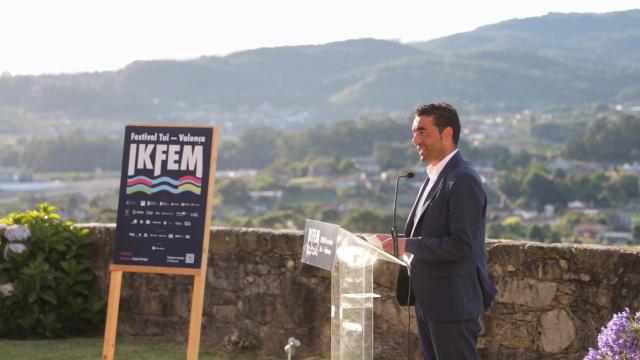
left=103, top=124, right=218, bottom=360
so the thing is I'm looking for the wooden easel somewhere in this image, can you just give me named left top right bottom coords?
left=102, top=125, right=218, bottom=360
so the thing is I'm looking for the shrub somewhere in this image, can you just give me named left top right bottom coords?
left=0, top=204, right=104, bottom=338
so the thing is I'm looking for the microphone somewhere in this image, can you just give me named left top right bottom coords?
left=392, top=172, right=415, bottom=257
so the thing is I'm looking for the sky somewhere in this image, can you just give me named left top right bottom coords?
left=1, top=0, right=638, bottom=75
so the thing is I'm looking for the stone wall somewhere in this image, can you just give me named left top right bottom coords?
left=83, top=224, right=640, bottom=359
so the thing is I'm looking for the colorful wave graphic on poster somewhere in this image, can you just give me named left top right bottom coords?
left=126, top=176, right=202, bottom=195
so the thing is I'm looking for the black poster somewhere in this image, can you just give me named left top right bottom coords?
left=113, top=125, right=215, bottom=269
left=301, top=219, right=339, bottom=271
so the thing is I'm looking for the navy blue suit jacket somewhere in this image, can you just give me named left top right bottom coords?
left=397, top=151, right=497, bottom=321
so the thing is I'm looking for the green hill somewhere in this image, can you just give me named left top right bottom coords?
left=0, top=10, right=638, bottom=125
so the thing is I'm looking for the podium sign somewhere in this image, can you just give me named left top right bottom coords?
left=301, top=220, right=339, bottom=271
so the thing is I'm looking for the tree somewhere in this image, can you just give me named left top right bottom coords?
left=217, top=127, right=278, bottom=170
left=524, top=170, right=564, bottom=207
left=564, top=115, right=640, bottom=162
left=341, top=208, right=393, bottom=234
left=527, top=224, right=549, bottom=242
left=487, top=217, right=527, bottom=240
left=613, top=174, right=639, bottom=199
left=497, top=171, right=524, bottom=200
left=372, top=142, right=414, bottom=171
left=633, top=222, right=640, bottom=245
left=217, top=179, right=250, bottom=205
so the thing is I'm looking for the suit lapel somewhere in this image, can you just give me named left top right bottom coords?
left=410, top=151, right=464, bottom=237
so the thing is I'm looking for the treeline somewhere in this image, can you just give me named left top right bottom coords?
left=217, top=118, right=413, bottom=170
left=3, top=113, right=638, bottom=175
left=1, top=132, right=122, bottom=172
left=497, top=164, right=640, bottom=209
left=564, top=114, right=640, bottom=162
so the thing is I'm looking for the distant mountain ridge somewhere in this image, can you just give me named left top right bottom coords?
left=412, top=10, right=640, bottom=66
left=0, top=9, right=638, bottom=127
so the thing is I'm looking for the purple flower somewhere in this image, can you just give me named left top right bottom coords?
left=3, top=242, right=26, bottom=260
left=586, top=308, right=640, bottom=359
left=584, top=348, right=600, bottom=360
left=4, top=225, right=30, bottom=242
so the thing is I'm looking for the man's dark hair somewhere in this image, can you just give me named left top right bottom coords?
left=415, top=102, right=461, bottom=146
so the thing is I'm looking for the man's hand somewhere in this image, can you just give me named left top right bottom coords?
left=375, top=233, right=406, bottom=256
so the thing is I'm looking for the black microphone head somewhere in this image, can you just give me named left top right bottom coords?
left=406, top=172, right=415, bottom=179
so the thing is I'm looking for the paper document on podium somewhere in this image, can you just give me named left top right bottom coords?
left=356, top=234, right=383, bottom=249
left=353, top=234, right=406, bottom=266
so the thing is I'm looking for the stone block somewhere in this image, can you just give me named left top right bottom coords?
left=493, top=319, right=537, bottom=349
left=540, top=309, right=576, bottom=353
left=495, top=278, right=557, bottom=308
left=209, top=229, right=238, bottom=254
left=238, top=229, right=270, bottom=252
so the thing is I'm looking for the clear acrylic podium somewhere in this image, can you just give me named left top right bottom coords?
left=309, top=224, right=406, bottom=360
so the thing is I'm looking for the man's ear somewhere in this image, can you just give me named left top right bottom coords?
left=443, top=127, right=454, bottom=142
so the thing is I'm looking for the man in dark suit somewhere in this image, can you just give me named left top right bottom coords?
left=377, top=103, right=497, bottom=360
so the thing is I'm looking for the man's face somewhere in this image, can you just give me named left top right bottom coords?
left=411, top=115, right=448, bottom=164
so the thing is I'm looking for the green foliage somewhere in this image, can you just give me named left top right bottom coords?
left=564, top=115, right=640, bottom=162
left=523, top=169, right=567, bottom=207
left=488, top=218, right=562, bottom=243
left=496, top=161, right=640, bottom=209
left=0, top=204, right=105, bottom=338
left=487, top=217, right=527, bottom=240
left=280, top=118, right=410, bottom=162
left=372, top=141, right=415, bottom=171
left=6, top=132, right=122, bottom=172
left=527, top=224, right=548, bottom=242
left=340, top=208, right=394, bottom=234
left=217, top=179, right=251, bottom=206
left=530, top=122, right=583, bottom=144
left=217, top=128, right=279, bottom=170
left=633, top=222, right=640, bottom=245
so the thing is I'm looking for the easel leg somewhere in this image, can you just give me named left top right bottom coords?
left=102, top=270, right=123, bottom=360
left=186, top=273, right=206, bottom=360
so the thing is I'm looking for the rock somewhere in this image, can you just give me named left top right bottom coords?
left=563, top=273, right=580, bottom=281
left=579, top=273, right=591, bottom=282
left=559, top=259, right=568, bottom=270
left=210, top=231, right=238, bottom=254
left=238, top=230, right=270, bottom=252
left=286, top=259, right=296, bottom=272
left=491, top=264, right=504, bottom=277
left=540, top=309, right=575, bottom=353
left=256, top=264, right=270, bottom=275
left=211, top=305, right=238, bottom=323
left=625, top=273, right=640, bottom=285
left=495, top=278, right=557, bottom=308
left=493, top=320, right=536, bottom=349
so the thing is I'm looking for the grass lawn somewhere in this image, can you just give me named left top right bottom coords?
left=0, top=336, right=282, bottom=360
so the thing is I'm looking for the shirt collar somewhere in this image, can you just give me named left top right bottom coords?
left=426, top=149, right=458, bottom=180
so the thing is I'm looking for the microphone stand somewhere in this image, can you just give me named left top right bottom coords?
left=391, top=172, right=414, bottom=258
left=391, top=175, right=402, bottom=257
